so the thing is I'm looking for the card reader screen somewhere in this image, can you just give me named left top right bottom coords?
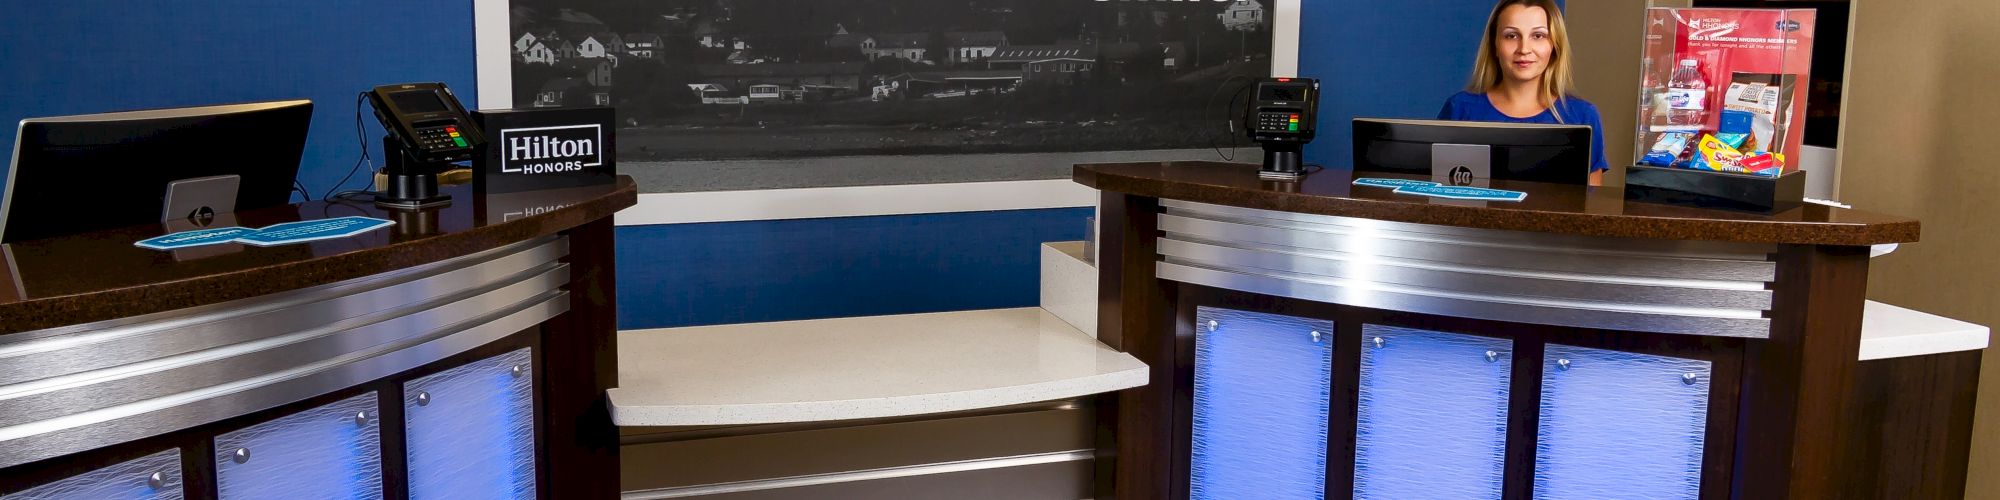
left=1259, top=84, right=1309, bottom=102
left=390, top=90, right=449, bottom=114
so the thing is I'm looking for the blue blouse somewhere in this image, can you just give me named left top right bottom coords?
left=1436, top=90, right=1609, bottom=172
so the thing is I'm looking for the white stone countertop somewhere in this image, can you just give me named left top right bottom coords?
left=609, top=307, right=1147, bottom=426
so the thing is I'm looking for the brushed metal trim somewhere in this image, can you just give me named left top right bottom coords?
left=620, top=450, right=1094, bottom=499
left=0, top=291, right=568, bottom=469
left=1158, top=238, right=1773, bottom=310
left=0, top=236, right=566, bottom=349
left=1161, top=199, right=1776, bottom=261
left=0, top=239, right=568, bottom=385
left=1159, top=214, right=1776, bottom=282
left=1159, top=262, right=1770, bottom=338
left=0, top=265, right=567, bottom=424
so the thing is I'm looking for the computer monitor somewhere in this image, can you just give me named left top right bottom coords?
left=1, top=100, right=313, bottom=243
left=1352, top=118, right=1592, bottom=185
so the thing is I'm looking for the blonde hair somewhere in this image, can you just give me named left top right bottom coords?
left=1468, top=0, right=1576, bottom=122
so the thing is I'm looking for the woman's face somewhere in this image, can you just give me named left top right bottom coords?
left=1493, top=4, right=1554, bottom=85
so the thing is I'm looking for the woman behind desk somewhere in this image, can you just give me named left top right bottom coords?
left=1439, top=0, right=1610, bottom=186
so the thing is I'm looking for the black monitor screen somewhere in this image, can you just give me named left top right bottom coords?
left=390, top=90, right=449, bottom=114
left=1351, top=118, right=1592, bottom=185
left=2, top=100, right=313, bottom=243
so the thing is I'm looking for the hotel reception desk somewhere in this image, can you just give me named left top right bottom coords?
left=0, top=177, right=635, bottom=498
left=1078, top=161, right=1985, bottom=500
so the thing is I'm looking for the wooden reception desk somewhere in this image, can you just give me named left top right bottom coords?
left=1078, top=161, right=1982, bottom=500
left=0, top=178, right=634, bottom=498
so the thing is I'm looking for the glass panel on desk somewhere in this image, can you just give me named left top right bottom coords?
left=405, top=348, right=537, bottom=500
left=214, top=392, right=383, bottom=500
left=1190, top=307, right=1333, bottom=500
left=3, top=448, right=182, bottom=500
left=1535, top=344, right=1710, bottom=500
left=1355, top=325, right=1511, bottom=500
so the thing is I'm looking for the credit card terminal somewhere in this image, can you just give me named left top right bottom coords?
left=1244, top=77, right=1320, bottom=180
left=366, top=83, right=484, bottom=165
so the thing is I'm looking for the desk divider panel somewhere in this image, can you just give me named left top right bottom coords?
left=1534, top=343, right=1712, bottom=500
left=2, top=448, right=182, bottom=500
left=404, top=348, right=537, bottom=500
left=1189, top=307, right=1333, bottom=500
left=212, top=392, right=382, bottom=500
left=1354, top=325, right=1512, bottom=500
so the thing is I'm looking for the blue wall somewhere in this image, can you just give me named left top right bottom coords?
left=616, top=208, right=1091, bottom=329
left=0, top=1, right=478, bottom=201
left=1300, top=0, right=1559, bottom=166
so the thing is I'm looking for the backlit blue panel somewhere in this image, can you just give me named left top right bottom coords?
left=405, top=348, right=536, bottom=500
left=1355, top=325, right=1511, bottom=500
left=214, top=392, right=382, bottom=500
left=1190, top=307, right=1333, bottom=500
left=5, top=448, right=181, bottom=500
left=1535, top=344, right=1711, bottom=500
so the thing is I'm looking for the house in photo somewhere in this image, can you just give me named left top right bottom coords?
left=863, top=33, right=929, bottom=63
left=585, top=60, right=614, bottom=88
left=1220, top=0, right=1266, bottom=31
left=534, top=77, right=588, bottom=107
left=624, top=33, right=664, bottom=60
left=945, top=31, right=1008, bottom=65
left=514, top=32, right=539, bottom=54
left=521, top=42, right=559, bottom=65
left=988, top=45, right=1097, bottom=75
left=1023, top=58, right=1096, bottom=86
left=551, top=38, right=580, bottom=60
left=578, top=35, right=610, bottom=59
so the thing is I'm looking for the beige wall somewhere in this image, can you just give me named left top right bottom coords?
left=1566, top=0, right=1690, bottom=187
left=1838, top=0, right=2000, bottom=497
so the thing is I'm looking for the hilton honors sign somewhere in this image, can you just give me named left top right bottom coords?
left=472, top=107, right=617, bottom=194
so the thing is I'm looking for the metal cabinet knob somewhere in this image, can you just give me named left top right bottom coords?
left=1556, top=358, right=1572, bottom=371
left=232, top=448, right=250, bottom=464
left=147, top=471, right=166, bottom=489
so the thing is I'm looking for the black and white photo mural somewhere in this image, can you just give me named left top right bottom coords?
left=491, top=0, right=1275, bottom=192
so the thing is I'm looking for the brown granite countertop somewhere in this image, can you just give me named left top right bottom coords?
left=0, top=176, right=637, bottom=336
left=1076, top=161, right=1918, bottom=246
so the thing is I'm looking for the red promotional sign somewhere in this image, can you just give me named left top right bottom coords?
left=1637, top=8, right=1815, bottom=173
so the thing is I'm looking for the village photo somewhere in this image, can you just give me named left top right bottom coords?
left=503, top=0, right=1274, bottom=191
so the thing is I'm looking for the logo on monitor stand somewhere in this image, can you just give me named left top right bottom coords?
left=499, top=124, right=603, bottom=175
left=1449, top=166, right=1476, bottom=186
left=185, top=206, right=217, bottom=227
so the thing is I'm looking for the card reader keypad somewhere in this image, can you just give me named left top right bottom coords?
left=1256, top=112, right=1302, bottom=133
left=415, top=125, right=468, bottom=150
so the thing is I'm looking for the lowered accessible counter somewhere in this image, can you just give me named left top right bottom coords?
left=1077, top=161, right=1980, bottom=500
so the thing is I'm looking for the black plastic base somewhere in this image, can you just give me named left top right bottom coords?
left=1260, top=146, right=1303, bottom=180
left=374, top=172, right=452, bottom=209
left=1624, top=165, right=1806, bottom=213
left=375, top=136, right=454, bottom=210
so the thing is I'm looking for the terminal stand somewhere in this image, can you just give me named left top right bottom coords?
left=375, top=136, right=452, bottom=209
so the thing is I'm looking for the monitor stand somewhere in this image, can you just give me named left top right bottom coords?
left=1259, top=144, right=1303, bottom=181
left=375, top=137, right=452, bottom=209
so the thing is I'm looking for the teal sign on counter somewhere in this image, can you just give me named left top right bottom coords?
left=135, top=216, right=395, bottom=251
left=233, top=217, right=396, bottom=247
left=1392, top=185, right=1528, bottom=202
left=1352, top=177, right=1528, bottom=203
left=1352, top=178, right=1440, bottom=189
left=134, top=227, right=258, bottom=250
